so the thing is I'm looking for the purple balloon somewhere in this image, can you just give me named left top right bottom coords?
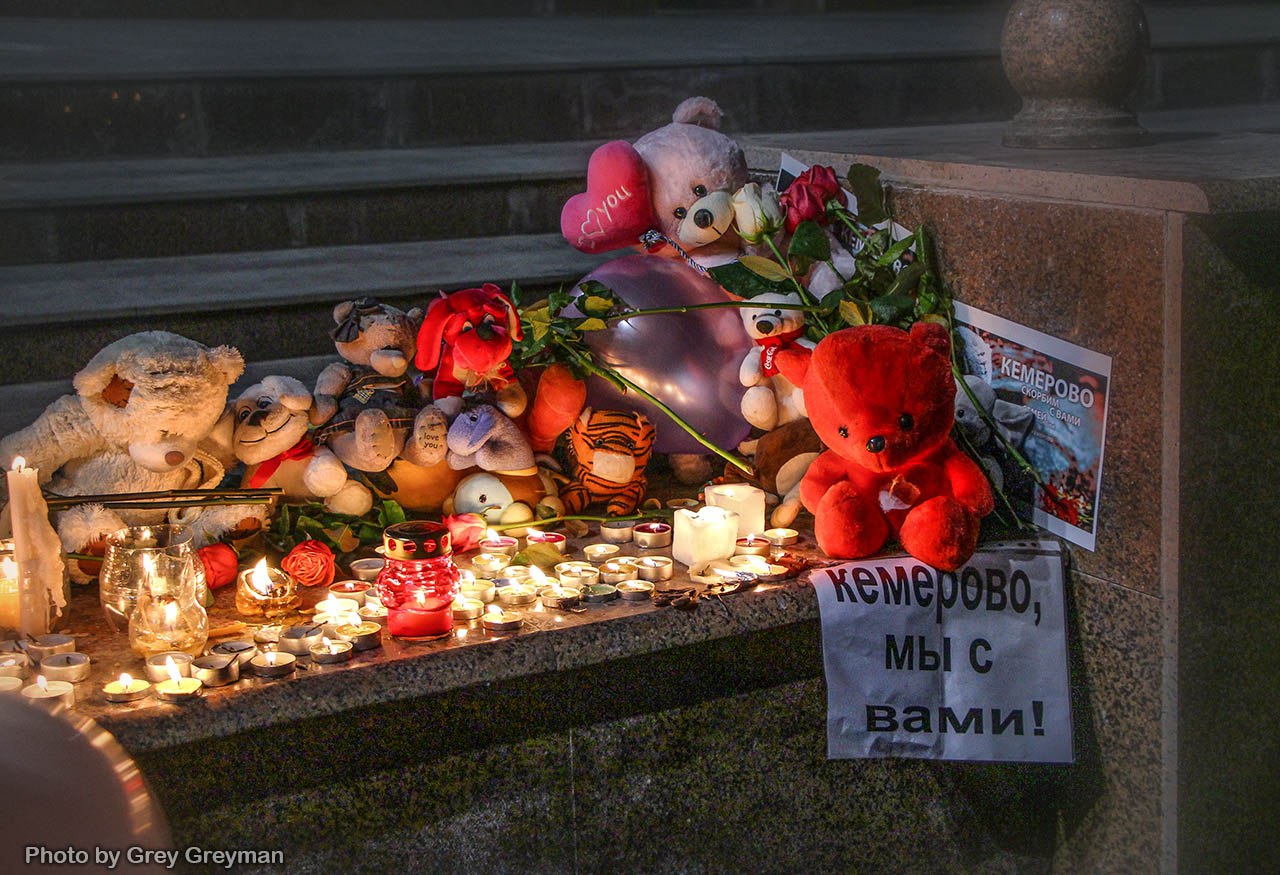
left=573, top=256, right=753, bottom=454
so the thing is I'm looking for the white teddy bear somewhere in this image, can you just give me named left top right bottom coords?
left=737, top=291, right=816, bottom=452
left=231, top=375, right=373, bottom=516
left=0, top=331, right=246, bottom=575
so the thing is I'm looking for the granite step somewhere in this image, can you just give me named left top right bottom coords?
left=0, top=232, right=610, bottom=384
left=3, top=7, right=1275, bottom=161
left=0, top=142, right=597, bottom=265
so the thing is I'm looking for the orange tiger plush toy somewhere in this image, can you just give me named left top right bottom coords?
left=560, top=408, right=655, bottom=516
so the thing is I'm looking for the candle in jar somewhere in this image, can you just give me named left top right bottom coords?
left=703, top=484, right=766, bottom=538
left=672, top=506, right=739, bottom=569
left=386, top=587, right=454, bottom=639
left=102, top=672, right=151, bottom=703
left=21, top=674, right=75, bottom=708
left=152, top=658, right=201, bottom=702
left=235, top=558, right=300, bottom=617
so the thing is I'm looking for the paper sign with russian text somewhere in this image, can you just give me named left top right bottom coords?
left=813, top=541, right=1073, bottom=763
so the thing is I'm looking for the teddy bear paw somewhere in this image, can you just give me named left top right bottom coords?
left=352, top=409, right=405, bottom=471
left=814, top=482, right=889, bottom=559
left=326, top=481, right=374, bottom=516
left=401, top=405, right=448, bottom=468
left=899, top=496, right=980, bottom=572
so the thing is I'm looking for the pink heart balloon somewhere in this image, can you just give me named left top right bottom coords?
left=560, top=141, right=655, bottom=254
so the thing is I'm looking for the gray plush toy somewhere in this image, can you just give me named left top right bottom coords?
left=446, top=404, right=535, bottom=472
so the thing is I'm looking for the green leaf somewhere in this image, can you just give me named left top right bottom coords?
left=787, top=220, right=831, bottom=262
left=886, top=261, right=926, bottom=298
left=379, top=499, right=407, bottom=526
left=875, top=233, right=916, bottom=267
left=577, top=280, right=612, bottom=298
left=846, top=164, right=887, bottom=225
left=819, top=288, right=844, bottom=315
left=739, top=255, right=792, bottom=283
left=869, top=294, right=916, bottom=326
left=839, top=299, right=871, bottom=326
left=707, top=261, right=790, bottom=298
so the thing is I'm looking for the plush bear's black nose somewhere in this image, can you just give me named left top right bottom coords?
left=755, top=319, right=776, bottom=336
left=866, top=435, right=886, bottom=453
left=693, top=208, right=714, bottom=229
left=247, top=409, right=268, bottom=426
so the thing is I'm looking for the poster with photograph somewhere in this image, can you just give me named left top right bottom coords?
left=952, top=303, right=1111, bottom=551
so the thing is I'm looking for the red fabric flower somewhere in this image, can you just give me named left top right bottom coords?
left=779, top=165, right=847, bottom=233
left=281, top=539, right=336, bottom=587
left=444, top=513, right=487, bottom=553
left=198, top=542, right=240, bottom=590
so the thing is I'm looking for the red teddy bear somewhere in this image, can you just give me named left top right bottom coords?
left=775, top=322, right=994, bottom=570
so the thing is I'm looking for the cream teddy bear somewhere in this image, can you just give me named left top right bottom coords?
left=737, top=291, right=816, bottom=451
left=232, top=376, right=373, bottom=515
left=0, top=331, right=244, bottom=573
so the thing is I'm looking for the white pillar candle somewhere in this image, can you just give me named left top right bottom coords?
left=5, top=458, right=67, bottom=637
left=672, top=506, right=740, bottom=570
left=703, top=484, right=766, bottom=538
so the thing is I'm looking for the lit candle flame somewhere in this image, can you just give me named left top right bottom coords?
left=266, top=651, right=277, bottom=667
left=527, top=565, right=547, bottom=583
left=141, top=552, right=156, bottom=579
left=10, top=456, right=25, bottom=472
left=415, top=590, right=426, bottom=607
left=456, top=628, right=469, bottom=640
left=119, top=673, right=134, bottom=689
left=163, top=600, right=178, bottom=628
left=526, top=527, right=542, bottom=538
left=319, top=597, right=339, bottom=614
left=320, top=636, right=333, bottom=654
left=485, top=604, right=503, bottom=616
left=164, top=656, right=180, bottom=684
left=0, top=555, right=17, bottom=578
left=251, top=559, right=272, bottom=595
left=36, top=674, right=48, bottom=692
left=485, top=528, right=501, bottom=543
left=459, top=569, right=475, bottom=584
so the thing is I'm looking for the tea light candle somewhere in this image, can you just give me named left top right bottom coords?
left=210, top=640, right=257, bottom=668
left=0, top=676, right=22, bottom=694
left=22, top=675, right=75, bottom=708
left=477, top=531, right=519, bottom=556
left=358, top=602, right=388, bottom=624
left=665, top=498, right=700, bottom=511
left=153, top=659, right=201, bottom=702
left=704, top=483, right=766, bottom=538
left=734, top=535, right=771, bottom=557
left=471, top=553, right=511, bottom=576
left=249, top=650, right=296, bottom=678
left=672, top=506, right=739, bottom=569
left=763, top=527, right=799, bottom=546
left=616, top=580, right=655, bottom=602
left=556, top=564, right=599, bottom=588
left=599, top=520, right=635, bottom=543
left=540, top=584, right=581, bottom=609
left=497, top=584, right=537, bottom=607
left=335, top=621, right=383, bottom=651
left=496, top=565, right=532, bottom=584
left=327, top=580, right=371, bottom=606
left=636, top=556, right=674, bottom=582
left=314, top=608, right=363, bottom=638
left=599, top=561, right=639, bottom=585
left=452, top=596, right=485, bottom=621
left=26, top=633, right=75, bottom=663
left=525, top=530, right=568, bottom=553
left=459, top=578, right=497, bottom=603
left=632, top=522, right=672, bottom=549
left=482, top=605, right=523, bottom=633
left=348, top=558, right=384, bottom=581
left=315, top=596, right=360, bottom=617
left=0, top=651, right=30, bottom=679
left=145, top=652, right=193, bottom=682
left=279, top=623, right=326, bottom=655
left=583, top=543, right=619, bottom=563
left=583, top=583, right=619, bottom=603
left=729, top=554, right=771, bottom=571
left=39, top=652, right=91, bottom=684
left=102, top=672, right=151, bottom=703
left=191, top=654, right=240, bottom=687
left=309, top=637, right=353, bottom=665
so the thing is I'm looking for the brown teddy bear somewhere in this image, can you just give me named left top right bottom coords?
left=311, top=298, right=448, bottom=474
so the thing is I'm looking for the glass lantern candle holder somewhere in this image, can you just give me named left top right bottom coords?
left=100, top=525, right=203, bottom=633
left=236, top=559, right=301, bottom=618
left=377, top=521, right=459, bottom=640
left=128, top=553, right=208, bottom=658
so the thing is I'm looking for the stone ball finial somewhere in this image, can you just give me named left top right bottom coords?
left=1002, top=0, right=1150, bottom=148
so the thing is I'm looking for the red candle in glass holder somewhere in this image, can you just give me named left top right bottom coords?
left=376, top=521, right=459, bottom=640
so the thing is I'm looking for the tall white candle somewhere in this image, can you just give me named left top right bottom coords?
left=672, top=506, right=740, bottom=570
left=5, top=458, right=67, bottom=637
left=704, top=484, right=766, bottom=538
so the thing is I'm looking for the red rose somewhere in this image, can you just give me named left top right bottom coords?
left=281, top=539, right=336, bottom=587
left=198, top=543, right=240, bottom=590
left=779, top=165, right=847, bottom=233
left=444, top=513, right=487, bottom=553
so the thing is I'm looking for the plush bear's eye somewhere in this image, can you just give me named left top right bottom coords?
left=674, top=207, right=688, bottom=220
left=838, top=425, right=849, bottom=438
left=693, top=184, right=708, bottom=197
left=899, top=413, right=914, bottom=431
left=237, top=408, right=251, bottom=422
left=477, top=494, right=488, bottom=504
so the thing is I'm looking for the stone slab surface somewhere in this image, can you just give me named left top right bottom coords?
left=744, top=102, right=1280, bottom=215
left=0, top=7, right=1273, bottom=82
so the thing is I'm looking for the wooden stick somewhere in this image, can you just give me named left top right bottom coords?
left=42, top=487, right=282, bottom=503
